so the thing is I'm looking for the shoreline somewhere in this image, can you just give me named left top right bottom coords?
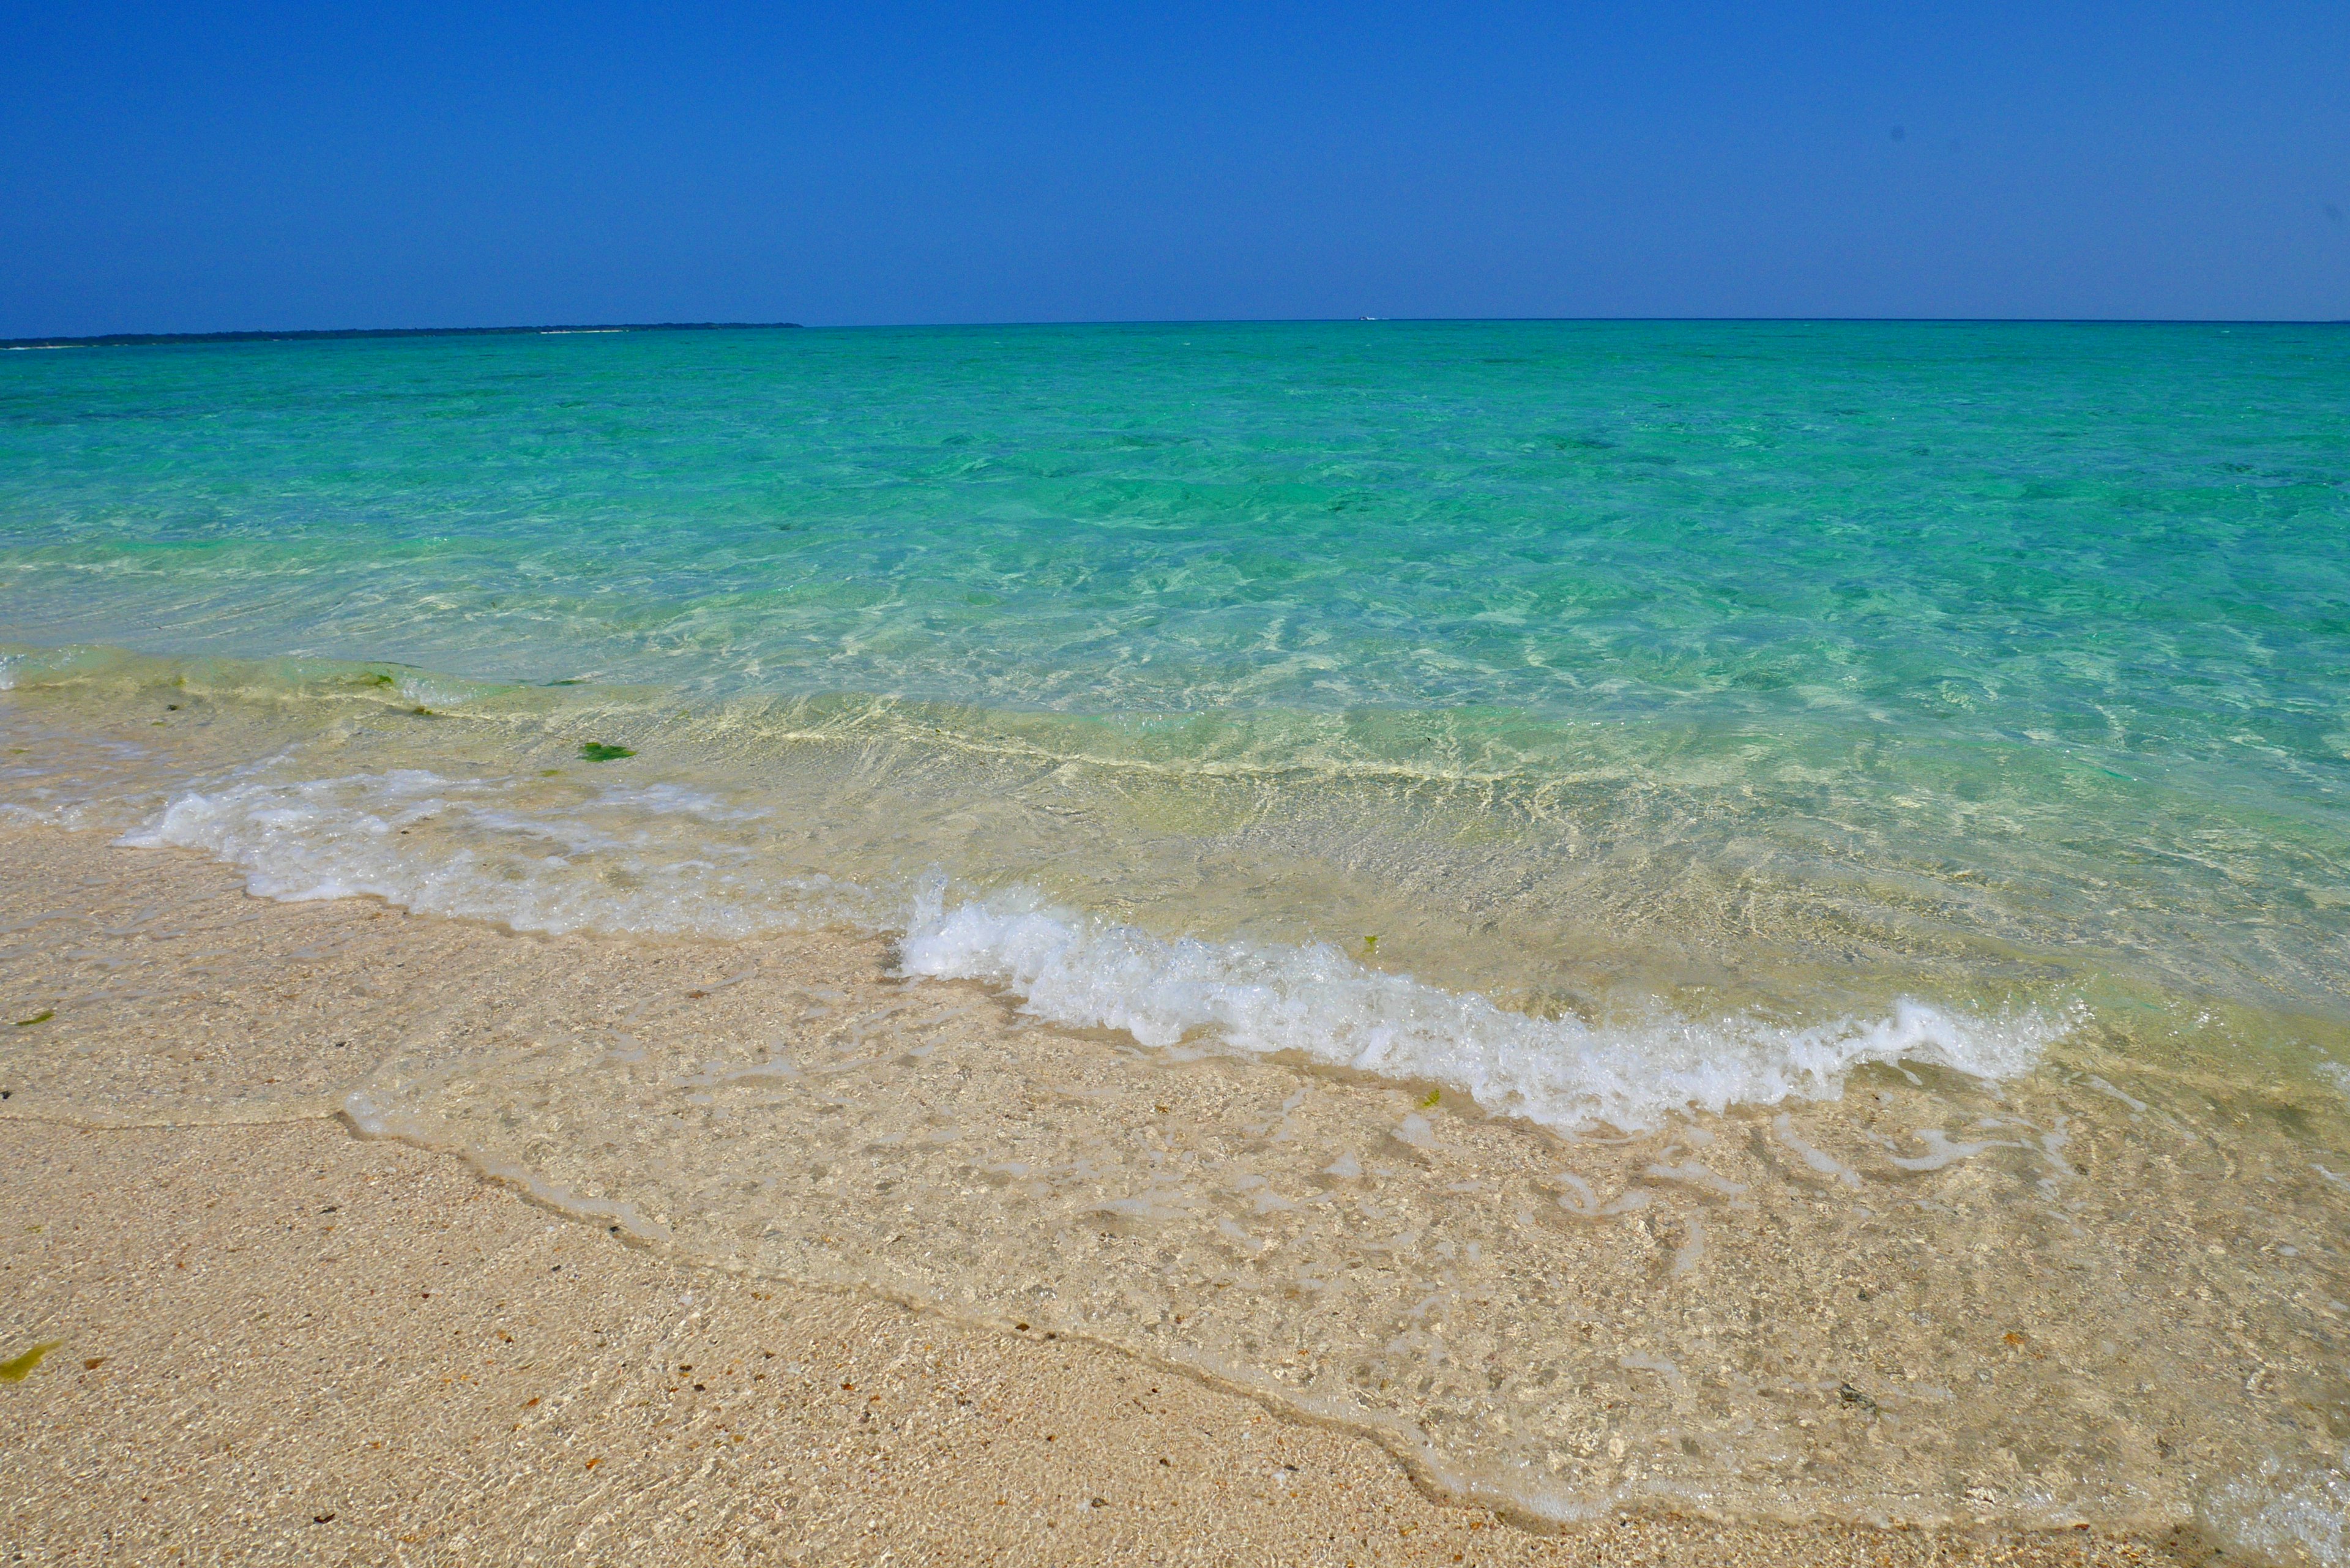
left=0, top=822, right=2198, bottom=1563
left=0, top=1122, right=2177, bottom=1567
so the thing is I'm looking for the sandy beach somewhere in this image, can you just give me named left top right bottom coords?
left=7, top=0, right=2348, bottom=1542
left=0, top=823, right=2199, bottom=1565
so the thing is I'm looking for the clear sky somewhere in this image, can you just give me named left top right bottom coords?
left=3, top=0, right=2345, bottom=334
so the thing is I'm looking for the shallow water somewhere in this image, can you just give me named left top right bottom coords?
left=3, top=321, right=2347, bottom=1560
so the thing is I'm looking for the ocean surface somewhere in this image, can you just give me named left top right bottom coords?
left=4, top=321, right=2347, bottom=1559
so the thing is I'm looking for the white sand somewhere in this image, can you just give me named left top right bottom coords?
left=0, top=826, right=2188, bottom=1565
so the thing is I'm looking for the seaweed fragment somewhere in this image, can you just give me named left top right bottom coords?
left=13, top=1010, right=52, bottom=1028
left=0, top=1342, right=59, bottom=1383
left=579, top=742, right=635, bottom=762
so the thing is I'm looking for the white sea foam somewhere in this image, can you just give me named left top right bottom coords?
left=897, top=880, right=2058, bottom=1133
left=2199, top=1456, right=2350, bottom=1568
left=124, top=769, right=2061, bottom=1133
left=118, top=770, right=876, bottom=938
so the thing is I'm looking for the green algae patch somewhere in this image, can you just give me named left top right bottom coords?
left=0, top=1342, right=60, bottom=1383
left=1420, top=1088, right=1441, bottom=1108
left=13, top=1010, right=52, bottom=1028
left=579, top=742, right=635, bottom=762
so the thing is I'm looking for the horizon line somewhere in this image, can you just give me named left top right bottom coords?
left=0, top=321, right=805, bottom=350
left=7, top=314, right=2346, bottom=349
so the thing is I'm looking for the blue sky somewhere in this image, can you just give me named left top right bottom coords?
left=2, top=0, right=2344, bottom=332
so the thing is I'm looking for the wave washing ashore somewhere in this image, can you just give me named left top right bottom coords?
left=2, top=321, right=2348, bottom=1561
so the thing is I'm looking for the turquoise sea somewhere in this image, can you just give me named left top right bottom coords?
left=4, top=321, right=2348, bottom=1557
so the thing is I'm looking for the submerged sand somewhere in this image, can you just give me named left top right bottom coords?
left=0, top=826, right=2204, bottom=1564
left=2, top=1118, right=2193, bottom=1566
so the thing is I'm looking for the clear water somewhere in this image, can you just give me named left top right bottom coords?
left=4, top=321, right=2348, bottom=1558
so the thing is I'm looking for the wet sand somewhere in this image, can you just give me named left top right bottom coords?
left=0, top=826, right=2199, bottom=1564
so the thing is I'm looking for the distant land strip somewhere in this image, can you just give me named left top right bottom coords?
left=2, top=321, right=802, bottom=349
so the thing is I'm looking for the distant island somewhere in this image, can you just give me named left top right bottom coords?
left=2, top=321, right=803, bottom=349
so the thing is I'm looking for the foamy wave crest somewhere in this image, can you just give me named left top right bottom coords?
left=124, top=770, right=2058, bottom=1132
left=900, top=880, right=2059, bottom=1132
left=118, top=771, right=886, bottom=936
